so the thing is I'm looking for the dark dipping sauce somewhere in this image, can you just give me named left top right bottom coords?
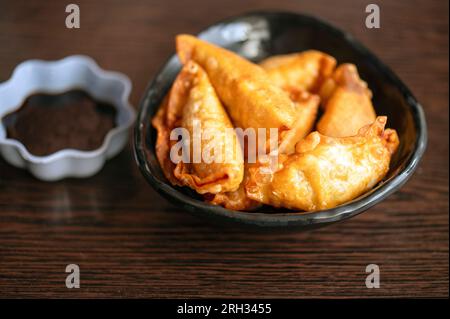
left=2, top=90, right=117, bottom=156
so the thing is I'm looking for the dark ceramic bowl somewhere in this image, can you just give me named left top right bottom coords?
left=134, top=11, right=427, bottom=228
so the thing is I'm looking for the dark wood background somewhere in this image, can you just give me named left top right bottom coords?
left=0, top=0, right=448, bottom=298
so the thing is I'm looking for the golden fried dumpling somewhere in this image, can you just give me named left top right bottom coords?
left=317, top=64, right=376, bottom=137
left=246, top=117, right=399, bottom=211
left=152, top=95, right=179, bottom=185
left=278, top=88, right=320, bottom=154
left=153, top=61, right=244, bottom=194
left=205, top=165, right=261, bottom=211
left=176, top=34, right=311, bottom=153
left=259, top=50, right=337, bottom=93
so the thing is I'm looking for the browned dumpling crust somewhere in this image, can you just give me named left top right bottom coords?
left=246, top=117, right=399, bottom=211
left=317, top=64, right=376, bottom=137
left=260, top=50, right=337, bottom=93
left=205, top=164, right=261, bottom=211
left=153, top=61, right=244, bottom=194
left=176, top=34, right=313, bottom=152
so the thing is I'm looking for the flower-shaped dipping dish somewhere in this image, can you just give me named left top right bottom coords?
left=0, top=55, right=135, bottom=181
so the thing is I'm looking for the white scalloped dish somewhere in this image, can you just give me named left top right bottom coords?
left=0, top=55, right=135, bottom=181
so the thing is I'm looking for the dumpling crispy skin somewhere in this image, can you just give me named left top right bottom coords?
left=152, top=95, right=180, bottom=185
left=205, top=165, right=261, bottom=211
left=317, top=64, right=376, bottom=137
left=245, top=117, right=399, bottom=211
left=279, top=88, right=320, bottom=154
left=153, top=61, right=244, bottom=194
left=210, top=86, right=320, bottom=209
left=259, top=50, right=337, bottom=93
left=176, top=34, right=310, bottom=152
left=207, top=186, right=261, bottom=211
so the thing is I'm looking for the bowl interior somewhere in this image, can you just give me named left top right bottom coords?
left=134, top=12, right=426, bottom=227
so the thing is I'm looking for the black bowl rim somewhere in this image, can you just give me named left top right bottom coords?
left=133, top=11, right=428, bottom=227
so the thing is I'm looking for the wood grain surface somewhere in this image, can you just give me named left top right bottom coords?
left=0, top=0, right=448, bottom=298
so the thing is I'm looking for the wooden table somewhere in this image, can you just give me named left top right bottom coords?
left=0, top=0, right=448, bottom=298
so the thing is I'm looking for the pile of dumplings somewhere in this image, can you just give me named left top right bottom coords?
left=152, top=34, right=399, bottom=212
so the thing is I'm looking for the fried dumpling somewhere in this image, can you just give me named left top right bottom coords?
left=317, top=64, right=376, bottom=137
left=259, top=50, right=337, bottom=93
left=205, top=165, right=261, bottom=211
left=176, top=34, right=310, bottom=153
left=152, top=61, right=244, bottom=194
left=152, top=95, right=179, bottom=185
left=279, top=88, right=320, bottom=154
left=246, top=117, right=399, bottom=211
